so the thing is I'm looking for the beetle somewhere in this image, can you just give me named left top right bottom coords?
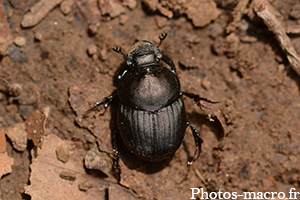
left=86, top=32, right=218, bottom=169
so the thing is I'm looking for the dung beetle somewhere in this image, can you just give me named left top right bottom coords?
left=86, top=32, right=218, bottom=169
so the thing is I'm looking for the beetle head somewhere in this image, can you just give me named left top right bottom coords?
left=127, top=41, right=162, bottom=72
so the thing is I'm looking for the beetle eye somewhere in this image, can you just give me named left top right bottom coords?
left=156, top=51, right=162, bottom=60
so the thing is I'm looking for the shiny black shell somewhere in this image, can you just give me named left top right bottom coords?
left=117, top=67, right=186, bottom=162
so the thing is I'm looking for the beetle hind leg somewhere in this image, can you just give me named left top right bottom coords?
left=187, top=122, right=203, bottom=165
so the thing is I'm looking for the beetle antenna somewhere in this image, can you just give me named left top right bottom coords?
left=112, top=46, right=127, bottom=58
left=157, top=31, right=168, bottom=48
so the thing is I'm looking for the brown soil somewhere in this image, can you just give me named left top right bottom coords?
left=1, top=0, right=300, bottom=199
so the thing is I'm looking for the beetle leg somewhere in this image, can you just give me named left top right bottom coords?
left=118, top=69, right=128, bottom=80
left=112, top=46, right=128, bottom=58
left=186, top=122, right=203, bottom=165
left=112, top=128, right=121, bottom=175
left=162, top=54, right=176, bottom=73
left=157, top=31, right=168, bottom=48
left=84, top=94, right=117, bottom=116
left=181, top=92, right=220, bottom=110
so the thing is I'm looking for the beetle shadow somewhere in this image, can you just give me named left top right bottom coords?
left=117, top=139, right=174, bottom=174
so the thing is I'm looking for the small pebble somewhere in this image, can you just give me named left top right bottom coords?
left=0, top=36, right=5, bottom=45
left=155, top=15, right=168, bottom=28
left=35, top=32, right=42, bottom=41
left=209, top=23, right=223, bottom=39
left=142, top=0, right=158, bottom=12
left=275, top=55, right=283, bottom=63
left=8, top=83, right=22, bottom=97
left=7, top=9, right=13, bottom=18
left=123, top=0, right=137, bottom=10
left=87, top=44, right=97, bottom=56
left=66, top=16, right=74, bottom=23
left=14, top=27, right=21, bottom=33
left=14, top=36, right=26, bottom=47
left=99, top=48, right=108, bottom=60
left=78, top=181, right=93, bottom=191
left=202, top=76, right=212, bottom=90
left=119, top=14, right=128, bottom=25
left=60, top=171, right=76, bottom=181
left=278, top=64, right=285, bottom=73
left=290, top=9, right=300, bottom=19
left=157, top=4, right=173, bottom=18
left=88, top=22, right=100, bottom=35
left=92, top=54, right=98, bottom=60
left=60, top=0, right=74, bottom=15
left=56, top=144, right=70, bottom=163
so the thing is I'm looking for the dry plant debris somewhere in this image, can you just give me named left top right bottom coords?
left=254, top=1, right=300, bottom=75
left=21, top=0, right=64, bottom=27
left=0, top=129, right=6, bottom=153
left=84, top=145, right=113, bottom=176
left=25, top=108, right=47, bottom=148
left=5, top=123, right=27, bottom=151
left=25, top=133, right=106, bottom=200
left=0, top=152, right=14, bottom=178
left=69, top=84, right=113, bottom=153
left=226, top=0, right=249, bottom=33
left=9, top=0, right=39, bottom=13
left=0, top=5, right=13, bottom=56
left=225, top=0, right=300, bottom=75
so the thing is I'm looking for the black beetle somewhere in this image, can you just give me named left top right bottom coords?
left=86, top=32, right=218, bottom=169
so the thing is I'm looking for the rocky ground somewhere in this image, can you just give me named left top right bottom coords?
left=1, top=0, right=300, bottom=199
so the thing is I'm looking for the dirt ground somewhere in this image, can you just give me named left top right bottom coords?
left=1, top=0, right=300, bottom=199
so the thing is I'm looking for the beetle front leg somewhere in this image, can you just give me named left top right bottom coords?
left=181, top=92, right=219, bottom=110
left=84, top=94, right=118, bottom=116
left=186, top=122, right=203, bottom=165
left=162, top=54, right=176, bottom=73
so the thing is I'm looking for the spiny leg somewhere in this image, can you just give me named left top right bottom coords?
left=181, top=92, right=220, bottom=110
left=157, top=31, right=168, bottom=48
left=84, top=94, right=117, bottom=116
left=112, top=46, right=128, bottom=58
left=187, top=122, right=203, bottom=165
left=162, top=54, right=176, bottom=72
